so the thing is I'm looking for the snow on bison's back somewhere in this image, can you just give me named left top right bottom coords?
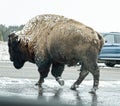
left=47, top=20, right=100, bottom=65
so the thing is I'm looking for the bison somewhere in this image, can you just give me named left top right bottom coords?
left=8, top=14, right=104, bottom=93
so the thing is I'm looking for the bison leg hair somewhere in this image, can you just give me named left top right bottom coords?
left=71, top=62, right=89, bottom=90
left=36, top=66, right=51, bottom=87
left=71, top=70, right=89, bottom=90
left=51, top=62, right=65, bottom=86
left=89, top=65, right=100, bottom=94
left=35, top=76, right=44, bottom=87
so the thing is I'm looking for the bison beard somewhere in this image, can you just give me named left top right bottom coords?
left=8, top=14, right=104, bottom=93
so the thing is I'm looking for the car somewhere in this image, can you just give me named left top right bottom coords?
left=98, top=32, right=120, bottom=67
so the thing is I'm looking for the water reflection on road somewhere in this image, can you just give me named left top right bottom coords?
left=38, top=85, right=98, bottom=106
left=0, top=78, right=120, bottom=106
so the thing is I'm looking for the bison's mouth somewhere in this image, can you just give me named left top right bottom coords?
left=13, top=61, right=24, bottom=69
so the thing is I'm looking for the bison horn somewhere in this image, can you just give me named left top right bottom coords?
left=8, top=33, right=21, bottom=44
left=8, top=33, right=16, bottom=38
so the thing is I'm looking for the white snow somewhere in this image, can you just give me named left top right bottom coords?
left=0, top=77, right=120, bottom=98
left=0, top=41, right=9, bottom=61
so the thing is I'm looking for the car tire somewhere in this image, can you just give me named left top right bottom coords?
left=105, top=62, right=115, bottom=67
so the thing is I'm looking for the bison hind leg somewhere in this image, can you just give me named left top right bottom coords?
left=71, top=63, right=89, bottom=90
left=89, top=63, right=100, bottom=94
left=89, top=88, right=97, bottom=94
left=71, top=70, right=89, bottom=90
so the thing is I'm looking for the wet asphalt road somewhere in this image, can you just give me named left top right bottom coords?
left=0, top=61, right=120, bottom=106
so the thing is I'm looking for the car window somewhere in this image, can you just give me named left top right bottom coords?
left=103, top=34, right=114, bottom=43
left=115, top=35, right=120, bottom=43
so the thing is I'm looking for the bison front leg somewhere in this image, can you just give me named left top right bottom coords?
left=35, top=75, right=44, bottom=87
left=51, top=62, right=65, bottom=86
left=36, top=66, right=51, bottom=87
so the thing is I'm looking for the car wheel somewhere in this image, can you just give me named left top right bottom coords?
left=105, top=62, right=115, bottom=67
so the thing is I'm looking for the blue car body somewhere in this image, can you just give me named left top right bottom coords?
left=98, top=32, right=120, bottom=67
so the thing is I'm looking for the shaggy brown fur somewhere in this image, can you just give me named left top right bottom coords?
left=8, top=14, right=104, bottom=93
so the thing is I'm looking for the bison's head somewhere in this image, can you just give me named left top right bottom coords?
left=8, top=33, right=25, bottom=69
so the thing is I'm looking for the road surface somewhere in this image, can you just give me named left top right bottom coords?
left=0, top=61, right=120, bottom=106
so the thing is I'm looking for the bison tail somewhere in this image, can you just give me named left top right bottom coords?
left=96, top=32, right=104, bottom=53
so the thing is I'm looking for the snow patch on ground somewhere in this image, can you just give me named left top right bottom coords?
left=0, top=42, right=9, bottom=61
left=0, top=77, right=120, bottom=96
left=0, top=77, right=120, bottom=106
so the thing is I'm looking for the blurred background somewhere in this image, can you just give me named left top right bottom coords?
left=0, top=0, right=120, bottom=41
